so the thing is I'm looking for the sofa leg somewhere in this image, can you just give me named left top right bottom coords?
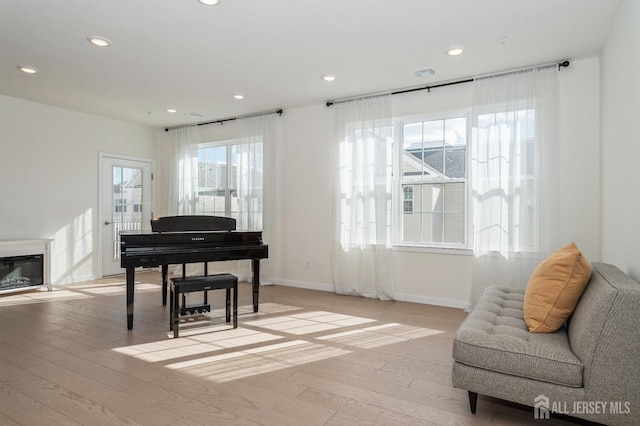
left=468, top=391, right=478, bottom=414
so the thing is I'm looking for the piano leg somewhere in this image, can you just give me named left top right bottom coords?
left=126, top=267, right=135, bottom=330
left=252, top=259, right=260, bottom=312
left=161, top=264, right=168, bottom=306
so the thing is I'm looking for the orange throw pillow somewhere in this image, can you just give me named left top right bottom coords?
left=524, top=242, right=592, bottom=333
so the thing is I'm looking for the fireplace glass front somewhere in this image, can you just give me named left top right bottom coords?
left=0, top=254, right=44, bottom=292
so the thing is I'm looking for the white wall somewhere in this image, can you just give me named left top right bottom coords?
left=0, top=95, right=160, bottom=284
left=600, top=0, right=640, bottom=280
left=557, top=57, right=602, bottom=261
left=276, top=105, right=335, bottom=291
left=275, top=57, right=601, bottom=308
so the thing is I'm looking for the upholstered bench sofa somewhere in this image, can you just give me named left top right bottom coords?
left=452, top=261, right=640, bottom=425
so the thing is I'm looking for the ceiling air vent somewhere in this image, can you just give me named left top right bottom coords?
left=413, top=67, right=436, bottom=78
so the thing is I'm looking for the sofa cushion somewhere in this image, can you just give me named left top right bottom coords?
left=453, top=287, right=584, bottom=387
left=523, top=242, right=592, bottom=333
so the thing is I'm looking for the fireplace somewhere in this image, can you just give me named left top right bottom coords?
left=0, top=254, right=43, bottom=291
left=0, top=239, right=52, bottom=294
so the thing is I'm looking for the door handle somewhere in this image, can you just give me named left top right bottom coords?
left=104, top=221, right=112, bottom=225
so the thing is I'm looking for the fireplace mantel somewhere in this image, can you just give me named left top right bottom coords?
left=0, top=239, right=52, bottom=293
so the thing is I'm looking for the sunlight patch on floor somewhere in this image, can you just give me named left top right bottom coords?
left=244, top=311, right=376, bottom=335
left=78, top=285, right=126, bottom=295
left=0, top=278, right=160, bottom=306
left=165, top=340, right=352, bottom=382
left=317, top=323, right=444, bottom=349
left=112, top=302, right=444, bottom=384
left=0, top=288, right=93, bottom=305
left=248, top=302, right=304, bottom=316
left=113, top=328, right=284, bottom=362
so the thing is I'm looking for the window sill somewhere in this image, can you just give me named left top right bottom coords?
left=392, top=244, right=473, bottom=256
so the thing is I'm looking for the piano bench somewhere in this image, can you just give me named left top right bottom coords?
left=169, top=273, right=238, bottom=338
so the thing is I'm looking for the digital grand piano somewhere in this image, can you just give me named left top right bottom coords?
left=120, top=215, right=268, bottom=330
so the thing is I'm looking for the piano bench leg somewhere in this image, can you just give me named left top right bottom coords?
left=225, top=288, right=231, bottom=323
left=173, top=286, right=180, bottom=338
left=233, top=283, right=238, bottom=329
left=169, top=286, right=174, bottom=331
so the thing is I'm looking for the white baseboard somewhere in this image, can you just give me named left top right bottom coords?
left=273, top=279, right=334, bottom=292
left=273, top=278, right=469, bottom=310
left=393, top=292, right=470, bottom=310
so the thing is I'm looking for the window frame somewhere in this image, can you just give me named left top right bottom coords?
left=393, top=110, right=472, bottom=252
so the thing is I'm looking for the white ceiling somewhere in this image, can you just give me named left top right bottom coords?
left=0, top=0, right=620, bottom=129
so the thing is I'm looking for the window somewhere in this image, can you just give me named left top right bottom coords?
left=403, top=185, right=414, bottom=214
left=399, top=115, right=468, bottom=247
left=195, top=139, right=263, bottom=231
left=195, top=143, right=233, bottom=217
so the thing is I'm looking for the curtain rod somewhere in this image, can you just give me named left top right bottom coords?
left=325, top=60, right=570, bottom=107
left=164, top=108, right=283, bottom=132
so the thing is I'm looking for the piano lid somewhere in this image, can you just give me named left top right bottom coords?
left=150, top=215, right=236, bottom=233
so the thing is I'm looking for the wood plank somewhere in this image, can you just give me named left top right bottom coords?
left=157, top=393, right=260, bottom=426
left=0, top=381, right=44, bottom=421
left=15, top=407, right=81, bottom=426
left=14, top=378, right=137, bottom=426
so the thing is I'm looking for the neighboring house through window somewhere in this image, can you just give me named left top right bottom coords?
left=399, top=115, right=468, bottom=247
left=195, top=143, right=233, bottom=217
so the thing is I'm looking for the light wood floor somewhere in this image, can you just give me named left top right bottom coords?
left=0, top=272, right=596, bottom=425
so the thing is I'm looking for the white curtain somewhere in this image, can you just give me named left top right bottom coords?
left=165, top=125, right=202, bottom=276
left=167, top=125, right=202, bottom=215
left=235, top=114, right=278, bottom=284
left=470, top=67, right=560, bottom=304
left=332, top=95, right=394, bottom=299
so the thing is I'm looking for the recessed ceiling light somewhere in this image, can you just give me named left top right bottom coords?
left=447, top=46, right=465, bottom=56
left=233, top=94, right=245, bottom=100
left=88, top=36, right=111, bottom=47
left=321, top=73, right=336, bottom=82
left=198, top=0, right=221, bottom=5
left=18, top=66, right=38, bottom=74
left=166, top=108, right=177, bottom=113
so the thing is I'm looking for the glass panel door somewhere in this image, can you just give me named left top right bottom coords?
left=100, top=155, right=153, bottom=276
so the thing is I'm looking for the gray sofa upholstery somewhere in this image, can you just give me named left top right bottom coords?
left=452, top=262, right=640, bottom=425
